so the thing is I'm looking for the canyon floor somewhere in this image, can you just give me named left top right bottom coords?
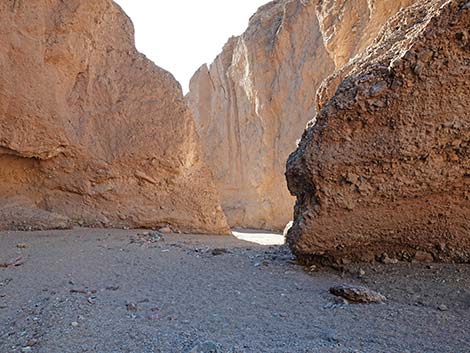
left=0, top=229, right=469, bottom=353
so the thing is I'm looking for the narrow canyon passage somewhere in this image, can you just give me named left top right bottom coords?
left=0, top=0, right=469, bottom=352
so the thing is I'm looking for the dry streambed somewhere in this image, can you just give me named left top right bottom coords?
left=0, top=229, right=468, bottom=353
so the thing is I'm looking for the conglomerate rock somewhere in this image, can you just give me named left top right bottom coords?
left=0, top=0, right=229, bottom=234
left=286, top=0, right=470, bottom=263
left=187, top=0, right=415, bottom=230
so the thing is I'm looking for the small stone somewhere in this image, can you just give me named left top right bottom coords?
left=308, top=265, right=318, bottom=272
left=21, top=347, right=32, bottom=352
left=25, top=339, right=38, bottom=347
left=414, top=251, right=434, bottom=263
left=211, top=248, right=229, bottom=256
left=438, top=304, right=449, bottom=311
left=148, top=231, right=164, bottom=241
left=126, top=303, right=138, bottom=312
left=158, top=226, right=173, bottom=234
left=379, top=253, right=398, bottom=264
left=16, top=243, right=28, bottom=249
left=358, top=269, right=366, bottom=277
left=330, top=284, right=386, bottom=304
left=187, top=341, right=221, bottom=353
left=71, top=321, right=79, bottom=327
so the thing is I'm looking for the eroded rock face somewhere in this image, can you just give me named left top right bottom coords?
left=286, top=0, right=470, bottom=263
left=187, top=0, right=415, bottom=230
left=0, top=0, right=229, bottom=234
left=316, top=0, right=416, bottom=68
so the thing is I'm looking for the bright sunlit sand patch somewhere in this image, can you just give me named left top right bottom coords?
left=232, top=229, right=285, bottom=246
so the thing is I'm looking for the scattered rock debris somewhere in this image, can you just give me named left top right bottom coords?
left=130, top=231, right=165, bottom=246
left=69, top=288, right=97, bottom=295
left=0, top=256, right=25, bottom=268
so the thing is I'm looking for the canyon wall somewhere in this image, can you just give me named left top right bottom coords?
left=187, top=0, right=415, bottom=230
left=0, top=0, right=229, bottom=234
left=287, top=0, right=470, bottom=263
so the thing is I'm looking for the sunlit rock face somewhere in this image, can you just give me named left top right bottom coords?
left=187, top=0, right=415, bottom=231
left=287, top=0, right=470, bottom=264
left=0, top=0, right=229, bottom=234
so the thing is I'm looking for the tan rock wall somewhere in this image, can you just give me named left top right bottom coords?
left=0, top=0, right=229, bottom=234
left=286, top=0, right=470, bottom=263
left=187, top=0, right=415, bottom=230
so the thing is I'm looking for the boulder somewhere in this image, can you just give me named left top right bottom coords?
left=286, top=0, right=470, bottom=263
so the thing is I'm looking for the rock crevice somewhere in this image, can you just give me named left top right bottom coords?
left=187, top=0, right=416, bottom=231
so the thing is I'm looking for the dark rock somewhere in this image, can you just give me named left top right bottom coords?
left=330, top=284, right=386, bottom=304
left=211, top=248, right=229, bottom=256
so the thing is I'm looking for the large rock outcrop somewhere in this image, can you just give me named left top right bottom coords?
left=286, top=0, right=470, bottom=263
left=187, top=0, right=415, bottom=230
left=0, top=0, right=229, bottom=234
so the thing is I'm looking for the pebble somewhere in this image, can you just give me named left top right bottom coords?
left=414, top=251, right=434, bottom=263
left=211, top=248, right=229, bottom=256
left=379, top=253, right=398, bottom=264
left=71, top=321, right=79, bottom=327
left=438, top=304, right=449, bottom=311
left=158, top=226, right=173, bottom=234
left=126, top=303, right=138, bottom=312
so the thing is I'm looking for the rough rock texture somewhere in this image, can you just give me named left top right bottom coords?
left=287, top=0, right=470, bottom=264
left=316, top=0, right=416, bottom=68
left=187, top=0, right=415, bottom=230
left=0, top=0, right=229, bottom=234
left=330, top=284, right=386, bottom=304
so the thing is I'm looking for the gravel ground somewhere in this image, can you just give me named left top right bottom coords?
left=0, top=229, right=469, bottom=353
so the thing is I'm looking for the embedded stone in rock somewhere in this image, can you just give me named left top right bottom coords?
left=330, top=284, right=386, bottom=304
left=187, top=0, right=416, bottom=231
left=0, top=0, right=229, bottom=234
left=286, top=0, right=470, bottom=263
